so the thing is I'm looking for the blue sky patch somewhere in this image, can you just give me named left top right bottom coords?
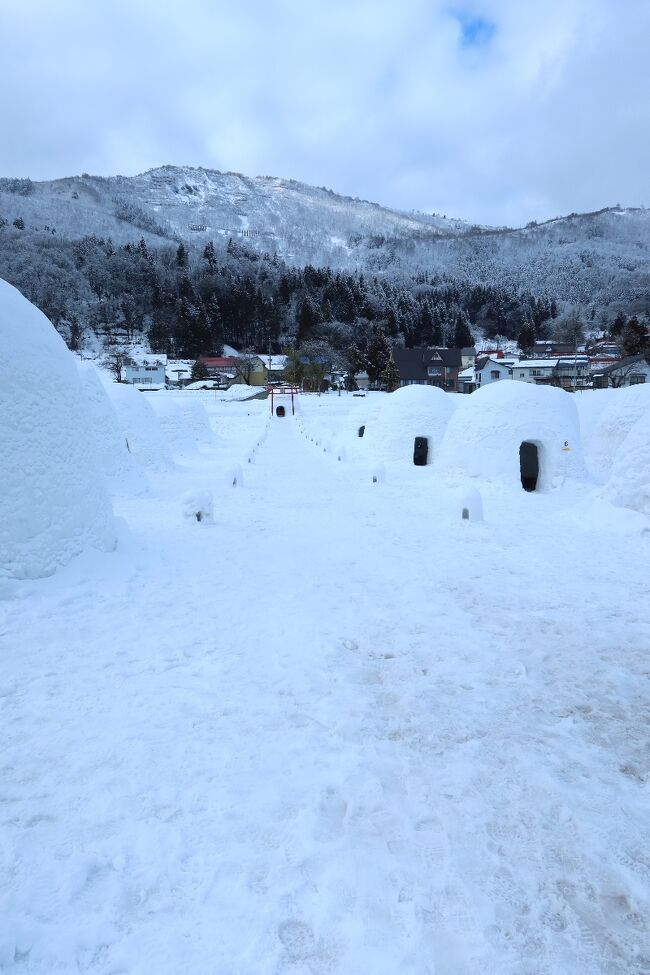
left=456, top=14, right=497, bottom=47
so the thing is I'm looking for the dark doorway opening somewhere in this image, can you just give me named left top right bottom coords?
left=520, top=441, right=539, bottom=491
left=276, top=405, right=285, bottom=417
left=413, top=436, right=429, bottom=466
left=358, top=425, right=365, bottom=438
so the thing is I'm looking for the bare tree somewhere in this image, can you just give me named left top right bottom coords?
left=102, top=351, right=130, bottom=382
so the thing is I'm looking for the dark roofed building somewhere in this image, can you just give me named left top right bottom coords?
left=392, top=347, right=462, bottom=391
left=532, top=341, right=576, bottom=357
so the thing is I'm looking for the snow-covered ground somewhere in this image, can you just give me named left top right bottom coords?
left=2, top=388, right=650, bottom=975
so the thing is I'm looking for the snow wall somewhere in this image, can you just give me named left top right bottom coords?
left=584, top=384, right=650, bottom=483
left=435, top=381, right=585, bottom=489
left=364, top=385, right=455, bottom=466
left=76, top=363, right=147, bottom=493
left=101, top=381, right=174, bottom=472
left=0, top=280, right=115, bottom=580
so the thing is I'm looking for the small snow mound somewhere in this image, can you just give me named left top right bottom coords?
left=458, top=485, right=484, bottom=521
left=0, top=280, right=115, bottom=580
left=101, top=382, right=173, bottom=471
left=603, top=410, right=650, bottom=515
left=227, top=465, right=243, bottom=487
left=365, top=385, right=454, bottom=466
left=436, top=381, right=584, bottom=489
left=182, top=490, right=214, bottom=524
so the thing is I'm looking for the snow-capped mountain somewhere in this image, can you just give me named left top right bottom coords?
left=1, top=166, right=649, bottom=308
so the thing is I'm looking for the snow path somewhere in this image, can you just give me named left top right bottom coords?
left=2, top=404, right=650, bottom=974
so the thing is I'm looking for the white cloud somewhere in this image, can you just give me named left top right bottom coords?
left=1, top=0, right=649, bottom=224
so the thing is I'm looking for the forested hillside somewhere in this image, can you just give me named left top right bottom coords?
left=1, top=167, right=648, bottom=359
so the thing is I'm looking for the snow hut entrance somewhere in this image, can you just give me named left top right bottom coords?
left=358, top=425, right=365, bottom=438
left=519, top=441, right=539, bottom=491
left=413, top=436, right=429, bottom=466
left=276, top=405, right=285, bottom=417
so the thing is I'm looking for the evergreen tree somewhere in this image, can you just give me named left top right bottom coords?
left=381, top=357, right=401, bottom=392
left=621, top=316, right=650, bottom=358
left=366, top=330, right=391, bottom=385
left=452, top=312, right=474, bottom=349
left=176, top=242, right=188, bottom=267
left=517, top=321, right=537, bottom=353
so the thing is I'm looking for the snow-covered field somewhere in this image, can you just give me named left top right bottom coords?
left=2, top=373, right=650, bottom=974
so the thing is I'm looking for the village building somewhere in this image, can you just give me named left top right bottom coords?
left=392, top=347, right=462, bottom=391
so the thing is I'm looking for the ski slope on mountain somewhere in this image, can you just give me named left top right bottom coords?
left=1, top=391, right=649, bottom=975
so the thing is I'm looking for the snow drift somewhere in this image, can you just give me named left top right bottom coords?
left=436, top=381, right=584, bottom=489
left=364, top=384, right=455, bottom=466
left=0, top=280, right=115, bottom=580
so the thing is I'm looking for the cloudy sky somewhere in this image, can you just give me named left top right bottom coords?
left=1, top=0, right=649, bottom=225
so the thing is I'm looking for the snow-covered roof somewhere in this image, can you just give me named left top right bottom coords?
left=256, top=354, right=288, bottom=371
left=458, top=366, right=475, bottom=379
left=515, top=359, right=559, bottom=369
left=128, top=354, right=168, bottom=367
left=0, top=279, right=115, bottom=580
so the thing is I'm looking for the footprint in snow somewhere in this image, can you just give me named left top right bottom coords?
left=314, top=788, right=348, bottom=842
left=277, top=920, right=316, bottom=961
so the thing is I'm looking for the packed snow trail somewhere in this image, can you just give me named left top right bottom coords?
left=2, top=405, right=649, bottom=974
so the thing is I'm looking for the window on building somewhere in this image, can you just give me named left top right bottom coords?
left=490, top=370, right=500, bottom=379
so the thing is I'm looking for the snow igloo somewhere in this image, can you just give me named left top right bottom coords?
left=101, top=380, right=173, bottom=472
left=0, top=280, right=115, bottom=580
left=333, top=395, right=383, bottom=458
left=77, top=362, right=146, bottom=493
left=603, top=409, right=650, bottom=515
left=435, top=381, right=584, bottom=491
left=364, top=384, right=455, bottom=466
left=583, top=384, right=650, bottom=483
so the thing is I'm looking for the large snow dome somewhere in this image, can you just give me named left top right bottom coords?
left=603, top=409, right=650, bottom=515
left=77, top=363, right=146, bottom=492
left=364, top=384, right=455, bottom=466
left=147, top=395, right=213, bottom=459
left=436, top=381, right=585, bottom=490
left=101, top=381, right=173, bottom=472
left=584, top=384, right=650, bottom=482
left=0, top=280, right=115, bottom=580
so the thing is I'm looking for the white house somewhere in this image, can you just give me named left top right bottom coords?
left=514, top=359, right=558, bottom=383
left=474, top=357, right=513, bottom=388
left=124, top=354, right=167, bottom=388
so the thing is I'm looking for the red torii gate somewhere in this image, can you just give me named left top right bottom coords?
left=269, top=385, right=299, bottom=416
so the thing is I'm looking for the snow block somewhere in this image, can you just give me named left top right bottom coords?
left=372, top=463, right=386, bottom=484
left=182, top=490, right=214, bottom=524
left=0, top=279, right=116, bottom=580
